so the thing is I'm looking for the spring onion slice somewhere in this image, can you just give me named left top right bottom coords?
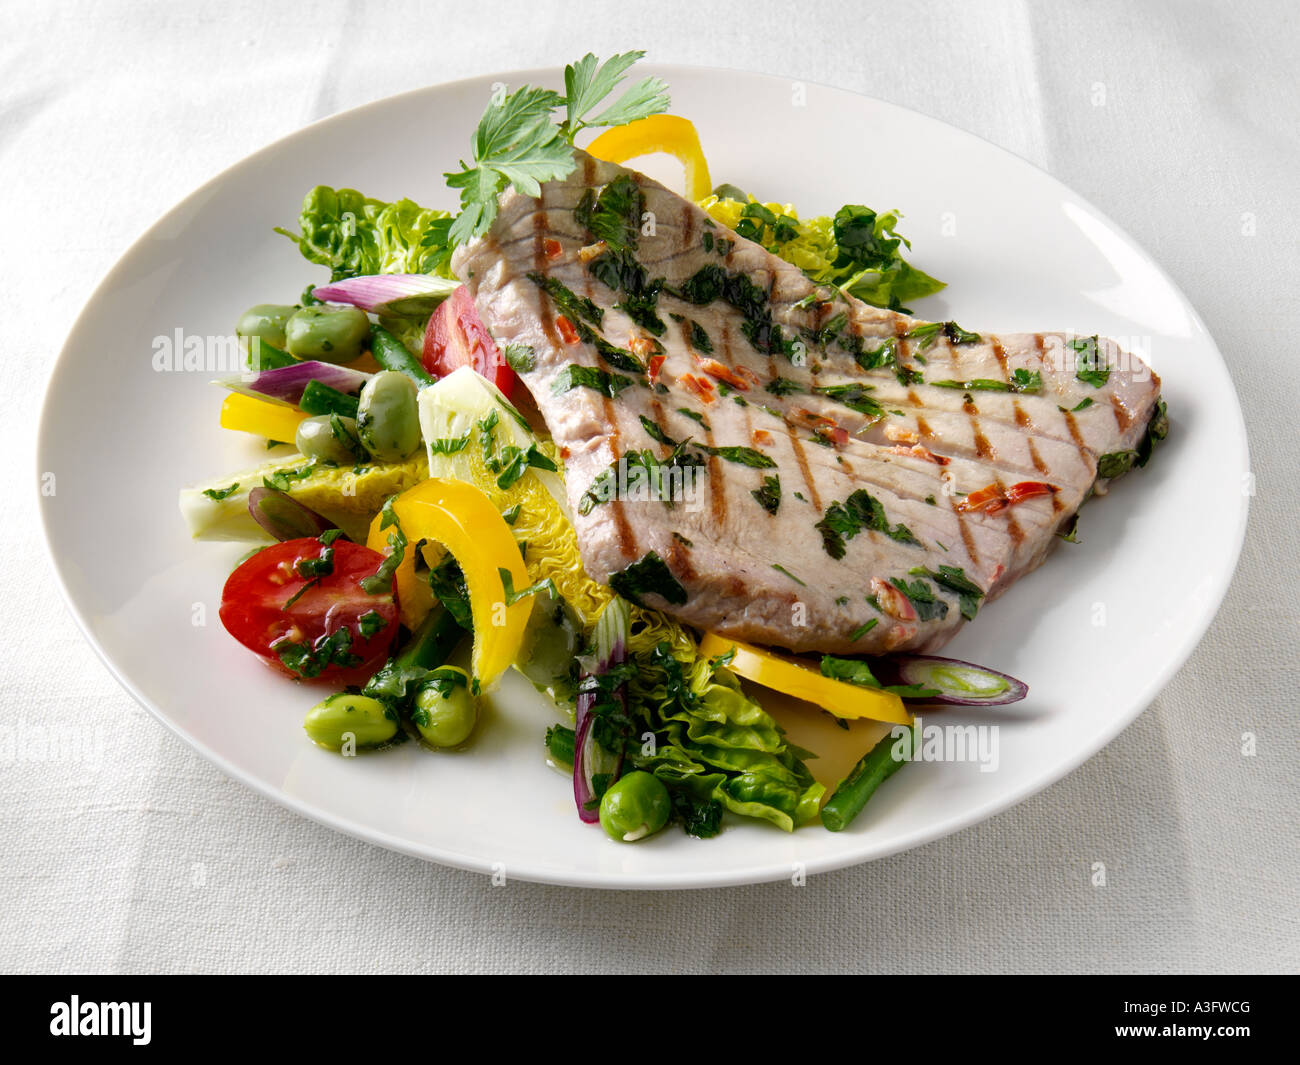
left=311, top=274, right=460, bottom=317
left=573, top=598, right=629, bottom=823
left=215, top=360, right=372, bottom=407
left=877, top=655, right=1028, bottom=706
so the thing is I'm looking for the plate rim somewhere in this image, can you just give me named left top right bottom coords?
left=35, top=62, right=1251, bottom=889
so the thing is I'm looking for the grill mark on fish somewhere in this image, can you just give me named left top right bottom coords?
left=991, top=338, right=1010, bottom=382
left=666, top=533, right=697, bottom=581
left=572, top=158, right=638, bottom=561
left=995, top=477, right=1026, bottom=548
left=954, top=507, right=980, bottom=566
left=704, top=321, right=730, bottom=529
left=1110, top=391, right=1133, bottom=432
left=680, top=198, right=694, bottom=260
left=784, top=420, right=821, bottom=512
left=1062, top=409, right=1090, bottom=457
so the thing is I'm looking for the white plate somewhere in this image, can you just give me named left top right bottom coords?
left=37, top=65, right=1248, bottom=888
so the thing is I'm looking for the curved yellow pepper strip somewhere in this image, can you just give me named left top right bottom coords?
left=220, top=392, right=307, bottom=442
left=586, top=114, right=713, bottom=201
left=366, top=478, right=532, bottom=690
left=699, top=633, right=912, bottom=726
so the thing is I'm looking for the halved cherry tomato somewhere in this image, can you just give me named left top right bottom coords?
left=422, top=285, right=516, bottom=396
left=219, top=538, right=400, bottom=685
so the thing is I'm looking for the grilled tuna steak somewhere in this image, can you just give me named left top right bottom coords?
left=452, top=150, right=1165, bottom=654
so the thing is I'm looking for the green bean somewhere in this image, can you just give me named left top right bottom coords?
left=245, top=337, right=296, bottom=371
left=370, top=325, right=435, bottom=387
left=820, top=724, right=918, bottom=832
left=299, top=379, right=360, bottom=419
left=545, top=724, right=576, bottom=766
left=303, top=693, right=397, bottom=750
left=356, top=370, right=420, bottom=462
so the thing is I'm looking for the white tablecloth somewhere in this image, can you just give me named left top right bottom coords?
left=2, top=0, right=1296, bottom=973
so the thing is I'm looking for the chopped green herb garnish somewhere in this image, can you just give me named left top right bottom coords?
left=814, top=383, right=884, bottom=418
left=817, top=489, right=921, bottom=559
left=687, top=319, right=713, bottom=353
left=359, top=495, right=406, bottom=594
left=272, top=626, right=362, bottom=679
left=847, top=618, right=879, bottom=641
left=751, top=474, right=781, bottom=514
left=1071, top=336, right=1111, bottom=388
left=698, top=443, right=775, bottom=468
left=765, top=376, right=804, bottom=397
left=202, top=483, right=239, bottom=502
left=888, top=576, right=948, bottom=621
left=907, top=564, right=985, bottom=621
left=551, top=363, right=635, bottom=398
left=502, top=343, right=537, bottom=373
left=357, top=610, right=388, bottom=639
left=771, top=563, right=805, bottom=586
left=904, top=320, right=981, bottom=350
left=429, top=434, right=471, bottom=455
left=608, top=550, right=688, bottom=606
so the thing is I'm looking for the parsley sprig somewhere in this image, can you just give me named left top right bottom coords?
left=445, top=51, right=669, bottom=246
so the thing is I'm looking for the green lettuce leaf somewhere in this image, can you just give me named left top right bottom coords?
left=621, top=619, right=825, bottom=834
left=697, top=196, right=945, bottom=314
left=275, top=186, right=454, bottom=282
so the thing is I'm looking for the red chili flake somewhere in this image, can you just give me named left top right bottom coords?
left=954, top=484, right=1007, bottom=514
left=647, top=354, right=666, bottom=384
left=696, top=358, right=753, bottom=391
left=1005, top=481, right=1058, bottom=503
left=543, top=238, right=563, bottom=260
left=679, top=373, right=717, bottom=405
left=555, top=316, right=579, bottom=344
left=628, top=335, right=658, bottom=358
left=752, top=429, right=774, bottom=446
left=888, top=444, right=950, bottom=466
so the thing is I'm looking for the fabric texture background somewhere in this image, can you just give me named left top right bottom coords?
left=1, top=0, right=1296, bottom=973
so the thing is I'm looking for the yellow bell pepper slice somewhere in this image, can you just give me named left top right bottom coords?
left=220, top=392, right=308, bottom=442
left=586, top=114, right=713, bottom=201
left=366, top=478, right=532, bottom=690
left=699, top=633, right=912, bottom=726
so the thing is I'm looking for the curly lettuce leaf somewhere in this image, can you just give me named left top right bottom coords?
left=697, top=195, right=945, bottom=313
left=275, top=186, right=454, bottom=282
left=625, top=626, right=825, bottom=833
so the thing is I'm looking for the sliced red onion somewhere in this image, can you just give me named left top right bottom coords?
left=573, top=598, right=629, bottom=823
left=875, top=655, right=1028, bottom=706
left=311, top=274, right=459, bottom=317
left=216, top=360, right=372, bottom=407
left=247, top=487, right=338, bottom=542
